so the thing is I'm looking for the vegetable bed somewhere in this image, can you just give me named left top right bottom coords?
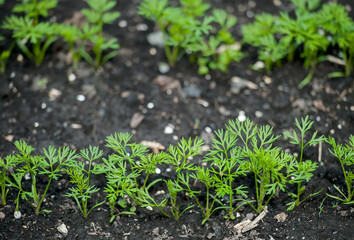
left=0, top=0, right=353, bottom=239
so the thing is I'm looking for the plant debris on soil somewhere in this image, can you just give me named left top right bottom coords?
left=0, top=0, right=353, bottom=239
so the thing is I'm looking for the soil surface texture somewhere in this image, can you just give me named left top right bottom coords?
left=0, top=0, right=353, bottom=239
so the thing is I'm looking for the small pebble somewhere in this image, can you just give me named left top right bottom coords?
left=14, top=211, right=21, bottom=219
left=155, top=168, right=161, bottom=174
left=136, top=23, right=148, bottom=31
left=41, top=103, right=47, bottom=109
left=118, top=20, right=127, bottom=28
left=0, top=211, right=5, bottom=220
left=205, top=127, right=212, bottom=133
left=57, top=223, right=68, bottom=235
left=158, top=62, right=170, bottom=73
left=146, top=206, right=153, bottom=211
left=147, top=102, right=154, bottom=109
left=34, top=122, right=39, bottom=127
left=164, top=124, right=174, bottom=134
left=238, top=111, right=246, bottom=122
left=68, top=73, right=76, bottom=82
left=76, top=95, right=86, bottom=102
left=255, top=111, right=263, bottom=118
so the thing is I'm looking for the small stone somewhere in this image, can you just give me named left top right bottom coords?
left=205, top=127, right=212, bottom=133
left=152, top=227, right=160, bottom=236
left=68, top=73, right=76, bottom=82
left=155, top=168, right=161, bottom=174
left=147, top=31, right=164, bottom=48
left=57, top=223, right=68, bottom=235
left=164, top=124, right=174, bottom=134
left=263, top=76, right=272, bottom=84
left=245, top=213, right=254, bottom=220
left=146, top=206, right=153, bottom=211
left=3, top=135, right=14, bottom=142
left=48, top=88, right=62, bottom=101
left=25, top=173, right=31, bottom=180
left=253, top=61, right=265, bottom=70
left=76, top=94, right=86, bottom=102
left=155, top=190, right=165, bottom=196
left=130, top=112, right=145, bottom=129
left=238, top=111, right=246, bottom=122
left=118, top=20, right=127, bottom=28
left=147, top=102, right=154, bottom=109
left=136, top=23, right=148, bottom=31
left=274, top=212, right=288, bottom=222
left=255, top=111, right=263, bottom=118
left=70, top=123, right=83, bottom=129
left=0, top=211, right=5, bottom=220
left=14, top=211, right=21, bottom=219
left=158, top=62, right=170, bottom=74
left=231, top=76, right=258, bottom=94
left=183, top=85, right=201, bottom=98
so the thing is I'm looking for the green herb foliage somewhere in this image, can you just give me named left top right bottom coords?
left=326, top=135, right=354, bottom=204
left=2, top=0, right=59, bottom=66
left=6, top=140, right=77, bottom=214
left=0, top=155, right=21, bottom=205
left=95, top=133, right=169, bottom=222
left=79, top=0, right=120, bottom=67
left=202, top=129, right=248, bottom=220
left=241, top=13, right=287, bottom=72
left=283, top=116, right=324, bottom=210
left=226, top=118, right=293, bottom=213
left=65, top=146, right=105, bottom=218
left=317, top=3, right=354, bottom=77
left=164, top=137, right=204, bottom=220
left=138, top=0, right=242, bottom=74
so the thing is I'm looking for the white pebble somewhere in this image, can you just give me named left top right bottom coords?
left=57, top=223, right=68, bottom=235
left=172, top=135, right=178, bottom=141
left=146, top=206, right=153, bottom=211
left=158, top=62, right=170, bottom=73
left=205, top=126, right=212, bottom=133
left=255, top=111, right=263, bottom=118
left=34, top=122, right=39, bottom=127
left=136, top=23, right=148, bottom=31
left=41, top=103, right=47, bottom=109
left=14, top=211, right=21, bottom=219
left=76, top=95, right=86, bottom=102
left=166, top=168, right=171, bottom=172
left=68, top=73, right=76, bottom=82
left=118, top=20, right=127, bottom=28
left=238, top=111, right=246, bottom=122
left=155, top=168, right=161, bottom=174
left=164, top=124, right=174, bottom=134
left=147, top=102, right=154, bottom=109
left=25, top=173, right=31, bottom=180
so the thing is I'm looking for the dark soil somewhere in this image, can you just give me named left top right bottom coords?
left=0, top=0, right=354, bottom=239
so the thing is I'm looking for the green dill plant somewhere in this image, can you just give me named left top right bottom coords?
left=94, top=133, right=169, bottom=222
left=201, top=129, right=248, bottom=221
left=0, top=36, right=16, bottom=73
left=283, top=116, right=324, bottom=210
left=193, top=9, right=243, bottom=75
left=0, top=155, right=21, bottom=205
left=80, top=0, right=120, bottom=67
left=226, top=118, right=293, bottom=213
left=317, top=3, right=354, bottom=77
left=278, top=0, right=329, bottom=88
left=164, top=137, right=205, bottom=220
left=326, top=135, right=354, bottom=204
left=138, top=0, right=212, bottom=67
left=241, top=13, right=287, bottom=72
left=65, top=146, right=105, bottom=218
left=2, top=0, right=59, bottom=66
left=6, top=140, right=77, bottom=214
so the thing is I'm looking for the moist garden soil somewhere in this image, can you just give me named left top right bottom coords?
left=0, top=0, right=354, bottom=239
